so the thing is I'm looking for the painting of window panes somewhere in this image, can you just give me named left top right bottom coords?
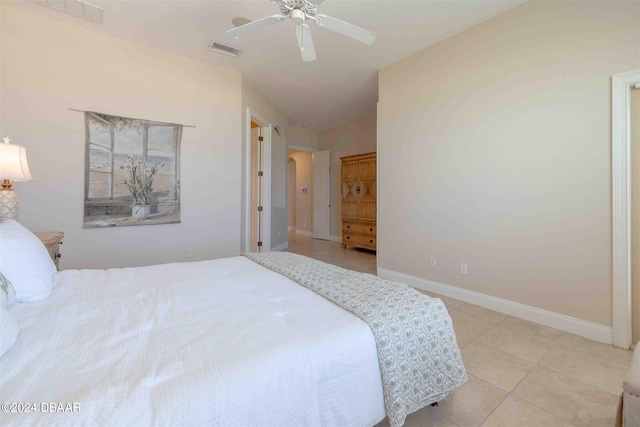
left=83, top=112, right=181, bottom=228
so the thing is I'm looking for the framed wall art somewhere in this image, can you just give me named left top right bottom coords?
left=83, top=112, right=182, bottom=228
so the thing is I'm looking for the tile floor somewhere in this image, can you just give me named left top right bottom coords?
left=285, top=232, right=632, bottom=427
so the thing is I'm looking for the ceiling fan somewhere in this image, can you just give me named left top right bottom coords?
left=226, top=0, right=376, bottom=62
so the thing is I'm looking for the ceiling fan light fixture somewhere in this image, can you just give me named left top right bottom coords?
left=291, top=8, right=306, bottom=25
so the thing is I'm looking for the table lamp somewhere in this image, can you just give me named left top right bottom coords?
left=0, top=137, right=33, bottom=220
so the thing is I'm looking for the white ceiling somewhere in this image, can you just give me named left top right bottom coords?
left=4, top=0, right=527, bottom=131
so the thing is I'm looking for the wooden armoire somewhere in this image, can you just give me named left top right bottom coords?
left=341, top=152, right=377, bottom=250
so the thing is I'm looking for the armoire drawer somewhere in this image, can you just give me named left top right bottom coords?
left=342, top=221, right=376, bottom=236
left=342, top=233, right=376, bottom=250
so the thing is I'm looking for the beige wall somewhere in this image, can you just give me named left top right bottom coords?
left=318, top=110, right=377, bottom=239
left=240, top=77, right=289, bottom=250
left=288, top=152, right=313, bottom=234
left=378, top=0, right=640, bottom=327
left=0, top=7, right=243, bottom=269
left=632, top=88, right=640, bottom=344
left=287, top=127, right=318, bottom=150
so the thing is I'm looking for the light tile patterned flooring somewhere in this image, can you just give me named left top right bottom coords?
left=286, top=232, right=631, bottom=427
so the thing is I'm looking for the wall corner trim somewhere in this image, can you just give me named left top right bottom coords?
left=378, top=267, right=613, bottom=345
left=611, top=69, right=640, bottom=349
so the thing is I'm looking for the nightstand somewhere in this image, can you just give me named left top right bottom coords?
left=34, top=231, right=64, bottom=270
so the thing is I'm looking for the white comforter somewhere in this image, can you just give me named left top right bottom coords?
left=0, top=257, right=386, bottom=427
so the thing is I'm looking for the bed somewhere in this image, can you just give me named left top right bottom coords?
left=0, top=219, right=466, bottom=427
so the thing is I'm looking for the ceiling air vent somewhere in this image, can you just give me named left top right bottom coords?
left=208, top=41, right=242, bottom=57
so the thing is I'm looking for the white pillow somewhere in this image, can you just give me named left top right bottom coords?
left=0, top=219, right=56, bottom=302
left=0, top=305, right=18, bottom=358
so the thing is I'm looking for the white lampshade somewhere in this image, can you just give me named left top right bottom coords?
left=0, top=143, right=33, bottom=181
left=0, top=138, right=33, bottom=220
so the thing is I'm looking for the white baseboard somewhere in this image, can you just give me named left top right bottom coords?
left=271, top=242, right=289, bottom=252
left=378, top=267, right=613, bottom=345
left=292, top=230, right=340, bottom=242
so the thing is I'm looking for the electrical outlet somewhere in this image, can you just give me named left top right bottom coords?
left=186, top=248, right=194, bottom=259
left=430, top=257, right=437, bottom=267
left=460, top=263, right=468, bottom=274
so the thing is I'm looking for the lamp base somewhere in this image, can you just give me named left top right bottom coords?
left=0, top=188, right=19, bottom=220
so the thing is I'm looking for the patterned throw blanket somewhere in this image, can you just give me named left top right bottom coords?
left=243, top=252, right=467, bottom=427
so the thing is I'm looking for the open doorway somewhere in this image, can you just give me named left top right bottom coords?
left=288, top=150, right=313, bottom=236
left=286, top=147, right=330, bottom=240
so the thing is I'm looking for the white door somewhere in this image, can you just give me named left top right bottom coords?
left=288, top=157, right=297, bottom=231
left=250, top=127, right=262, bottom=252
left=312, top=150, right=331, bottom=240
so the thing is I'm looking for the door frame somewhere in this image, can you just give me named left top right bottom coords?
left=288, top=145, right=317, bottom=153
left=376, top=102, right=380, bottom=274
left=612, top=69, right=640, bottom=349
left=244, top=108, right=271, bottom=253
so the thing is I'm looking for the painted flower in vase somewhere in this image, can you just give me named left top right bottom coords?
left=121, top=155, right=165, bottom=219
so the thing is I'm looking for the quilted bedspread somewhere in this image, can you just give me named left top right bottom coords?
left=243, top=252, right=467, bottom=427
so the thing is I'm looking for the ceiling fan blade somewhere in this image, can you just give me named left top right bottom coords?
left=314, top=14, right=375, bottom=45
left=306, top=0, right=325, bottom=4
left=296, top=24, right=316, bottom=62
left=226, top=14, right=286, bottom=39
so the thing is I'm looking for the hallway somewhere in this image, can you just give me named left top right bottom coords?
left=285, top=231, right=377, bottom=274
